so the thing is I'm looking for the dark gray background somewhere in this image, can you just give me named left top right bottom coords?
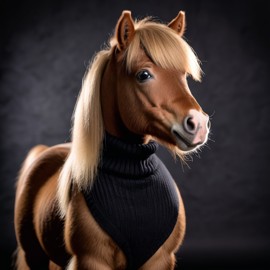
left=1, top=0, right=270, bottom=269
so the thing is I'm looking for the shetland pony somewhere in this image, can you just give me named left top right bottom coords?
left=14, top=10, right=210, bottom=270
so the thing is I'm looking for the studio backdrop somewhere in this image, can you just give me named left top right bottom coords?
left=1, top=0, right=270, bottom=269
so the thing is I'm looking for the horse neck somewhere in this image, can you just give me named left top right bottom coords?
left=100, top=54, right=144, bottom=143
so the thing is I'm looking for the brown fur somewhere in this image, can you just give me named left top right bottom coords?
left=15, top=144, right=185, bottom=269
left=14, top=10, right=209, bottom=269
left=15, top=144, right=71, bottom=269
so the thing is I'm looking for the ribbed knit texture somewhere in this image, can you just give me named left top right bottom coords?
left=83, top=133, right=179, bottom=270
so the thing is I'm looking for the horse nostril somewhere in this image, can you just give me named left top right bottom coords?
left=183, top=116, right=196, bottom=134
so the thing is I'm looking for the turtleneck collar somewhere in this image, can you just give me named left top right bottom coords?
left=99, top=132, right=159, bottom=178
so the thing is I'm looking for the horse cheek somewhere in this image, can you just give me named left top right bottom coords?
left=119, top=90, right=144, bottom=134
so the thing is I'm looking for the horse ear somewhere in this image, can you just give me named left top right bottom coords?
left=115, top=10, right=135, bottom=51
left=168, top=11, right=186, bottom=36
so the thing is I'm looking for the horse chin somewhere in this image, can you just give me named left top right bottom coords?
left=150, top=133, right=196, bottom=154
left=174, top=138, right=199, bottom=153
left=172, top=132, right=203, bottom=153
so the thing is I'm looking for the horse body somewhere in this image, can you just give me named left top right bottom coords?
left=15, top=143, right=185, bottom=269
left=14, top=10, right=209, bottom=269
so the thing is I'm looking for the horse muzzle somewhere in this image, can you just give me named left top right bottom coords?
left=171, top=109, right=210, bottom=152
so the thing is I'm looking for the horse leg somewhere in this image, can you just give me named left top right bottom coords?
left=139, top=249, right=176, bottom=270
left=15, top=247, right=49, bottom=270
left=49, top=260, right=63, bottom=270
left=14, top=247, right=29, bottom=270
left=65, top=193, right=127, bottom=270
left=66, top=256, right=114, bottom=270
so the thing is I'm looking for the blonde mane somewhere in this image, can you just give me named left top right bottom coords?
left=58, top=51, right=108, bottom=217
left=58, top=18, right=202, bottom=217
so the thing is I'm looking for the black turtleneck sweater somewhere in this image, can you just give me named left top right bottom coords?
left=83, top=133, right=179, bottom=270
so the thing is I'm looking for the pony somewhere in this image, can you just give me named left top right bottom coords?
left=14, top=10, right=210, bottom=270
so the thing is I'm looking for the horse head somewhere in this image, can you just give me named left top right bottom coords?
left=101, top=11, right=210, bottom=154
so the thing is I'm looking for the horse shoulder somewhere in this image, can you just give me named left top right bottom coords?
left=65, top=191, right=127, bottom=270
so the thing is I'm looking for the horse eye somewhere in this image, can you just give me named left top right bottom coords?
left=136, top=70, right=152, bottom=83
